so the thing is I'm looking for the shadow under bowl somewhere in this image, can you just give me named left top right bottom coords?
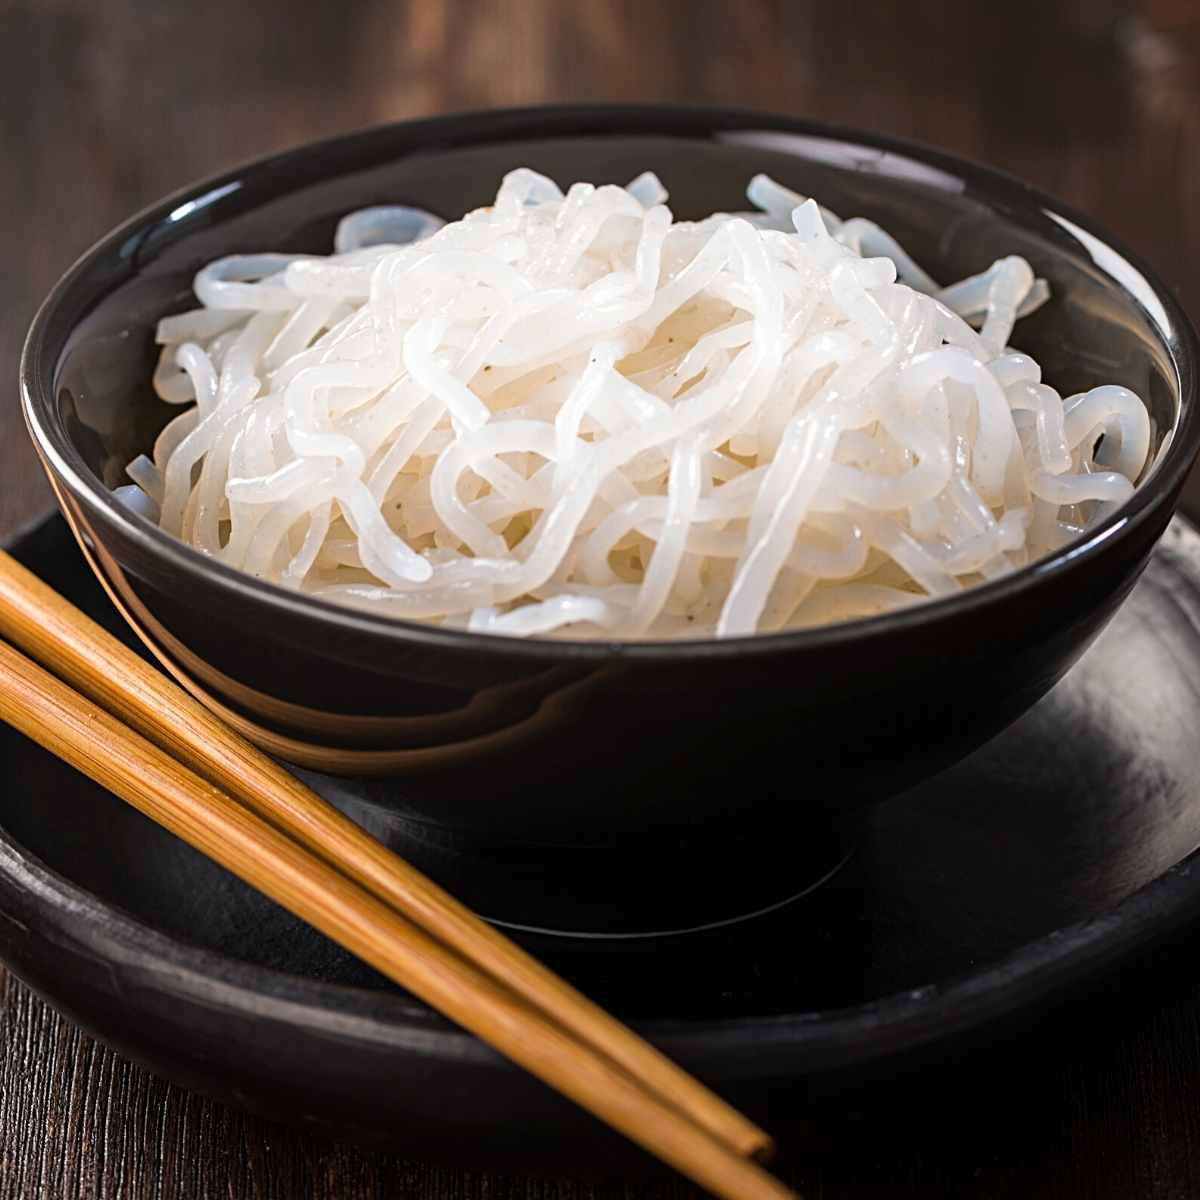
left=20, top=106, right=1200, bottom=935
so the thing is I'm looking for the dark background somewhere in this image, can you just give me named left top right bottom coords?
left=3, top=1, right=1200, bottom=1196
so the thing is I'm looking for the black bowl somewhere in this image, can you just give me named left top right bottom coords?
left=20, top=105, right=1200, bottom=935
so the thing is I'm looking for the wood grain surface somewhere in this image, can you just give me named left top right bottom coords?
left=4, top=0, right=1200, bottom=1195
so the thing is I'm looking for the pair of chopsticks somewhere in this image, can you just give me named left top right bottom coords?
left=0, top=548, right=798, bottom=1200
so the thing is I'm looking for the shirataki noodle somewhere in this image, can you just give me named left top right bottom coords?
left=120, top=170, right=1153, bottom=639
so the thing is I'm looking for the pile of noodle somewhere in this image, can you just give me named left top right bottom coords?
left=121, top=170, right=1152, bottom=639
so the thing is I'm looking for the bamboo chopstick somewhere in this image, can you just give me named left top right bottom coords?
left=0, top=548, right=771, bottom=1166
left=0, top=639, right=796, bottom=1200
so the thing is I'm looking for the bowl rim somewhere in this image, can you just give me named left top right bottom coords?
left=21, top=102, right=1200, bottom=663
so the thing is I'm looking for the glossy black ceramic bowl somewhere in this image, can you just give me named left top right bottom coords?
left=21, top=106, right=1200, bottom=935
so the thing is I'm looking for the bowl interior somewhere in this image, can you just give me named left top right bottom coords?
left=44, top=116, right=1183, bottom=514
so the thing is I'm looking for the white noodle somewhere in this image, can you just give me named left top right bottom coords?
left=130, top=170, right=1152, bottom=638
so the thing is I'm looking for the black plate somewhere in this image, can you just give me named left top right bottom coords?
left=2, top=512, right=1200, bottom=1171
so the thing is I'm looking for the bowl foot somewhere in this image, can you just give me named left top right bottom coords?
left=296, top=768, right=856, bottom=939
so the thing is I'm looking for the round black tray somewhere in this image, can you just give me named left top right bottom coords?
left=1, top=512, right=1199, bottom=1172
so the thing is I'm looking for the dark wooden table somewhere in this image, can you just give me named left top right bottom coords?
left=4, top=1, right=1200, bottom=1195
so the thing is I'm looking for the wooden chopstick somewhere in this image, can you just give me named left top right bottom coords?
left=0, top=547, right=771, bottom=1165
left=0, top=638, right=796, bottom=1200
